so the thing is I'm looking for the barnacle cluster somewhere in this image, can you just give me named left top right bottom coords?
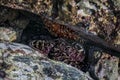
left=30, top=38, right=86, bottom=70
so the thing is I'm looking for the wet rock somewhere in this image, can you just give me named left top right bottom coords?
left=0, top=42, right=93, bottom=80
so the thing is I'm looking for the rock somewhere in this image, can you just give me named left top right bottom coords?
left=94, top=54, right=119, bottom=80
left=111, top=0, right=120, bottom=10
left=114, top=31, right=120, bottom=45
left=86, top=46, right=119, bottom=80
left=0, top=0, right=119, bottom=41
left=0, top=9, right=18, bottom=23
left=0, top=27, right=17, bottom=42
left=0, top=1, right=119, bottom=80
left=0, top=42, right=93, bottom=80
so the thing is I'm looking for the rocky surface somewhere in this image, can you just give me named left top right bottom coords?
left=95, top=54, right=118, bottom=80
left=0, top=27, right=16, bottom=42
left=0, top=0, right=119, bottom=44
left=0, top=0, right=120, bottom=80
left=0, top=42, right=93, bottom=80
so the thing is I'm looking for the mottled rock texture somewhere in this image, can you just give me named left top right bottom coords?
left=0, top=27, right=16, bottom=42
left=0, top=0, right=119, bottom=80
left=0, top=42, right=93, bottom=80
